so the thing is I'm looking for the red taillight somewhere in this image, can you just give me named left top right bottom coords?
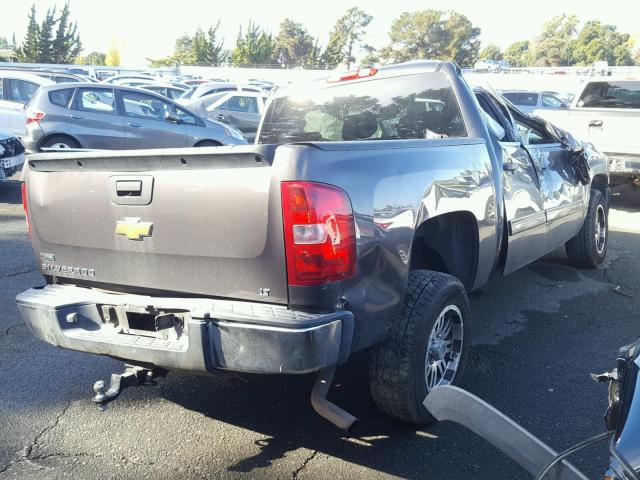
left=327, top=67, right=378, bottom=83
left=281, top=181, right=356, bottom=286
left=26, top=109, right=45, bottom=125
left=21, top=182, right=31, bottom=237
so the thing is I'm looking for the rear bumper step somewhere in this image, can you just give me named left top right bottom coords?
left=16, top=284, right=354, bottom=374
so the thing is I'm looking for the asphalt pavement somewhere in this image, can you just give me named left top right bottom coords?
left=1, top=179, right=639, bottom=480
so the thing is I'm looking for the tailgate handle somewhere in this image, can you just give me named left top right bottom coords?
left=116, top=180, right=143, bottom=197
left=110, top=175, right=154, bottom=205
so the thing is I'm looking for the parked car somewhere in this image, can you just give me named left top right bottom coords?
left=16, top=61, right=608, bottom=430
left=103, top=74, right=156, bottom=84
left=22, top=83, right=247, bottom=152
left=0, top=71, right=53, bottom=136
left=474, top=59, right=504, bottom=72
left=177, top=82, right=266, bottom=104
left=140, top=83, right=187, bottom=100
left=0, top=129, right=25, bottom=180
left=183, top=79, right=213, bottom=86
left=500, top=90, right=569, bottom=114
left=0, top=68, right=89, bottom=84
left=186, top=91, right=268, bottom=141
left=536, top=78, right=640, bottom=188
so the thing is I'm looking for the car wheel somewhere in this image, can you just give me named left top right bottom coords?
left=565, top=189, right=608, bottom=268
left=368, top=270, right=470, bottom=424
left=40, top=135, right=80, bottom=151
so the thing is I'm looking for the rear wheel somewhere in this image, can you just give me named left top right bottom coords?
left=565, top=189, right=608, bottom=268
left=40, top=135, right=80, bottom=151
left=368, top=270, right=470, bottom=424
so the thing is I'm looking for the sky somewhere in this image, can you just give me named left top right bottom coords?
left=2, top=0, right=639, bottom=66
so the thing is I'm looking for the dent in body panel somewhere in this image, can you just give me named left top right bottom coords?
left=276, top=140, right=497, bottom=351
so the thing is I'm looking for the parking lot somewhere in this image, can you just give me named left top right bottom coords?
left=0, top=179, right=638, bottom=480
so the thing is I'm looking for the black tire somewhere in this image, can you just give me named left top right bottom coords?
left=368, top=270, right=471, bottom=424
left=195, top=140, right=222, bottom=147
left=40, top=135, right=80, bottom=150
left=565, top=189, right=608, bottom=268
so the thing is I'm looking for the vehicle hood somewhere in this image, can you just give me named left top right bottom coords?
left=0, top=130, right=15, bottom=141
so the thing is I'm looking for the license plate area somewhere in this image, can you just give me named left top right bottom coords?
left=99, top=304, right=189, bottom=341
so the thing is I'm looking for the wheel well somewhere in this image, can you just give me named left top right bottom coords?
left=409, top=212, right=479, bottom=290
left=38, top=133, right=81, bottom=150
left=591, top=173, right=609, bottom=203
left=194, top=139, right=222, bottom=147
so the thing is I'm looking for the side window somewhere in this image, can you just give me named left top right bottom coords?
left=120, top=90, right=173, bottom=121
left=75, top=88, right=116, bottom=114
left=226, top=96, right=258, bottom=113
left=577, top=81, right=640, bottom=109
left=168, top=88, right=184, bottom=100
left=517, top=92, right=539, bottom=107
left=6, top=79, right=40, bottom=103
left=175, top=106, right=197, bottom=126
left=49, top=88, right=74, bottom=107
left=541, top=94, right=563, bottom=108
left=502, top=92, right=518, bottom=103
left=514, top=120, right=552, bottom=145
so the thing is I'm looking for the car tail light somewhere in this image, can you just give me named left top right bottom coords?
left=327, top=67, right=378, bottom=83
left=281, top=181, right=356, bottom=286
left=26, top=109, right=45, bottom=125
left=21, top=182, right=31, bottom=237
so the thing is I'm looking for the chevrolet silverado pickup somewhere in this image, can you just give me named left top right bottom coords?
left=536, top=78, right=640, bottom=189
left=16, top=61, right=609, bottom=429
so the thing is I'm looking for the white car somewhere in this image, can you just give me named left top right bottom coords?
left=185, top=91, right=268, bottom=141
left=0, top=71, right=53, bottom=136
left=536, top=78, right=640, bottom=187
left=0, top=129, right=25, bottom=180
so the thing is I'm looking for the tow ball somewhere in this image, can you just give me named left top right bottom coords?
left=92, top=365, right=167, bottom=411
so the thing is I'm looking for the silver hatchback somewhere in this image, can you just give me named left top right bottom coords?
left=23, top=83, right=248, bottom=153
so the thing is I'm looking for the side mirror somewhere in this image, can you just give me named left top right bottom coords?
left=165, top=111, right=181, bottom=124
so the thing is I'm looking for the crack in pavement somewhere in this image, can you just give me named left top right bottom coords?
left=1, top=323, right=23, bottom=338
left=1, top=267, right=37, bottom=278
left=0, top=401, right=73, bottom=475
left=602, top=254, right=637, bottom=294
left=291, top=449, right=319, bottom=479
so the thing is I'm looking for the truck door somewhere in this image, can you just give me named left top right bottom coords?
left=511, top=113, right=585, bottom=254
left=575, top=80, right=640, bottom=156
left=499, top=141, right=549, bottom=274
left=474, top=89, right=548, bottom=275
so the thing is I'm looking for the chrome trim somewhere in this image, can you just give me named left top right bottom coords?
left=508, top=211, right=546, bottom=235
left=545, top=200, right=584, bottom=222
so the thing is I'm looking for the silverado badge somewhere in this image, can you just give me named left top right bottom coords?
left=115, top=217, right=153, bottom=240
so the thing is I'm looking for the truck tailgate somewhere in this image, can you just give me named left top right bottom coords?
left=24, top=146, right=288, bottom=304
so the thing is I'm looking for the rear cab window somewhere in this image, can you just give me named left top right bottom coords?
left=577, top=81, right=640, bottom=109
left=49, top=88, right=75, bottom=107
left=516, top=92, right=539, bottom=106
left=258, top=72, right=466, bottom=144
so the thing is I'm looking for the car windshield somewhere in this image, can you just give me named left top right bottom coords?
left=258, top=72, right=466, bottom=144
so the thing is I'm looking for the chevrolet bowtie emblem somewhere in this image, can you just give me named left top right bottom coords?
left=115, top=217, right=153, bottom=240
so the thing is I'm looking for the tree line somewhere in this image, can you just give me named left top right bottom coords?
left=2, top=4, right=639, bottom=68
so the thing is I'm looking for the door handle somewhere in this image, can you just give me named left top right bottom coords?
left=69, top=114, right=84, bottom=120
left=503, top=162, right=518, bottom=172
left=215, top=114, right=225, bottom=121
left=128, top=122, right=142, bottom=128
left=589, top=119, right=603, bottom=128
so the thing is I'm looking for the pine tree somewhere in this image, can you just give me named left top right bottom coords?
left=52, top=3, right=82, bottom=63
left=16, top=5, right=40, bottom=62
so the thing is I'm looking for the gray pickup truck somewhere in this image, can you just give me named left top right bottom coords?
left=16, top=61, right=609, bottom=430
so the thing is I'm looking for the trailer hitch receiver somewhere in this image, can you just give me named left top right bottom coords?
left=92, top=365, right=166, bottom=411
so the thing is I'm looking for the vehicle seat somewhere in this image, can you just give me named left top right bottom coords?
left=342, top=111, right=378, bottom=141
